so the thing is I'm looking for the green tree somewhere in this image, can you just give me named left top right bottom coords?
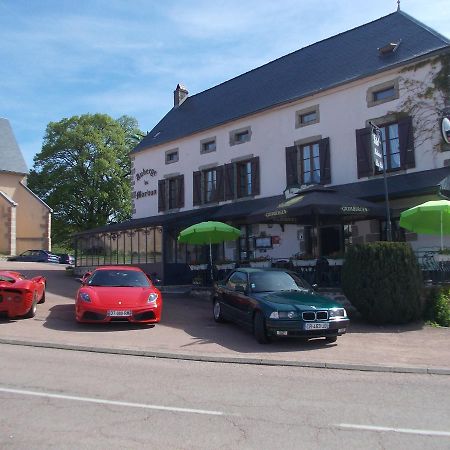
left=27, top=113, right=142, bottom=247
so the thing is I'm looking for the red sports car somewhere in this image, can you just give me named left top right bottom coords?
left=75, top=266, right=162, bottom=324
left=0, top=271, right=46, bottom=319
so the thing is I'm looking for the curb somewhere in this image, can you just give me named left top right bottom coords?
left=1, top=338, right=449, bottom=376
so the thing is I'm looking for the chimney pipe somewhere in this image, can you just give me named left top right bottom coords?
left=174, top=83, right=188, bottom=107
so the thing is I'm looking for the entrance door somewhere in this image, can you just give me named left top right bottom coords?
left=319, top=226, right=342, bottom=256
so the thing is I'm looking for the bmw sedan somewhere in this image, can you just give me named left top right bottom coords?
left=213, top=268, right=349, bottom=344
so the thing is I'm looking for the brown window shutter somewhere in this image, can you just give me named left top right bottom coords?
left=319, top=137, right=331, bottom=184
left=158, top=179, right=166, bottom=212
left=355, top=127, right=373, bottom=178
left=177, top=175, right=184, bottom=208
left=215, top=165, right=225, bottom=201
left=224, top=163, right=235, bottom=200
left=285, top=146, right=298, bottom=188
left=251, top=157, right=260, bottom=196
left=193, top=171, right=202, bottom=206
left=398, top=116, right=415, bottom=169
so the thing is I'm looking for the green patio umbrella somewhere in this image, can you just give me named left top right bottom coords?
left=399, top=200, right=450, bottom=250
left=178, top=221, right=241, bottom=281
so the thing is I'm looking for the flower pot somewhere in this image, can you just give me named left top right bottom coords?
left=189, top=264, right=208, bottom=271
left=249, top=261, right=271, bottom=268
left=215, top=263, right=236, bottom=270
left=291, top=259, right=316, bottom=267
left=327, top=258, right=344, bottom=266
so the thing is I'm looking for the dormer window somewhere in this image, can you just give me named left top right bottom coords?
left=378, top=40, right=401, bottom=55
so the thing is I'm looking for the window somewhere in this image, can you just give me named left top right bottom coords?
left=237, top=160, right=252, bottom=197
left=230, top=126, right=251, bottom=146
left=366, top=79, right=399, bottom=107
left=373, top=87, right=396, bottom=102
left=158, top=175, right=184, bottom=211
left=379, top=123, right=400, bottom=171
left=165, top=149, right=179, bottom=164
left=205, top=169, right=217, bottom=203
left=355, top=116, right=415, bottom=178
left=296, top=105, right=320, bottom=128
left=193, top=166, right=223, bottom=205
left=168, top=178, right=178, bottom=209
left=201, top=138, right=216, bottom=154
left=193, top=157, right=260, bottom=205
left=285, top=138, right=331, bottom=188
left=300, top=142, right=321, bottom=184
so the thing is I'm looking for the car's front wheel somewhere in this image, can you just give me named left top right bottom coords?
left=213, top=299, right=226, bottom=323
left=325, top=336, right=337, bottom=343
left=253, top=311, right=270, bottom=344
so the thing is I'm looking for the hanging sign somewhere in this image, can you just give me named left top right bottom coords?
left=370, top=124, right=384, bottom=170
left=441, top=117, right=450, bottom=144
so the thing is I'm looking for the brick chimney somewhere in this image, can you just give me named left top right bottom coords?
left=174, top=83, right=188, bottom=107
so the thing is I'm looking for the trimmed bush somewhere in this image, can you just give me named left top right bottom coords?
left=424, top=287, right=450, bottom=327
left=341, top=242, right=423, bottom=324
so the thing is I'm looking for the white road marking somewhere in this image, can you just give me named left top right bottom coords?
left=336, top=423, right=450, bottom=437
left=0, top=387, right=226, bottom=416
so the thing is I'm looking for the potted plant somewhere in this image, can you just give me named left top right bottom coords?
left=249, top=256, right=272, bottom=268
left=326, top=251, right=345, bottom=266
left=435, top=248, right=450, bottom=262
left=189, top=261, right=208, bottom=270
left=290, top=253, right=316, bottom=267
left=215, top=259, right=236, bottom=270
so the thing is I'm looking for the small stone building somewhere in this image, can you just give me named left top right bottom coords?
left=0, top=118, right=52, bottom=255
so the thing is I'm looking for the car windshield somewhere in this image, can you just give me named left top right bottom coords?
left=249, top=271, right=311, bottom=293
left=88, top=270, right=150, bottom=287
left=0, top=275, right=15, bottom=283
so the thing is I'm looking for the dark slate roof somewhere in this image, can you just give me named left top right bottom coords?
left=133, top=11, right=449, bottom=153
left=0, top=118, right=28, bottom=174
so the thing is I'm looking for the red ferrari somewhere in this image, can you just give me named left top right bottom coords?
left=75, top=266, right=162, bottom=324
left=0, top=270, right=46, bottom=319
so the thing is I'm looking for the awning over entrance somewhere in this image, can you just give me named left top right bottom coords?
left=248, top=186, right=386, bottom=224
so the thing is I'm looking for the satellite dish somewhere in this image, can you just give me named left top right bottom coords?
left=442, top=117, right=450, bottom=144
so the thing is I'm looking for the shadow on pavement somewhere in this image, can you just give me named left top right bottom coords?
left=43, top=304, right=155, bottom=333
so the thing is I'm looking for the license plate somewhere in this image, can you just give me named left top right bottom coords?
left=304, top=322, right=329, bottom=330
left=108, top=310, right=132, bottom=317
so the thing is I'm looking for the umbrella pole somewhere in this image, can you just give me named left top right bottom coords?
left=209, top=241, right=213, bottom=284
left=441, top=210, right=444, bottom=251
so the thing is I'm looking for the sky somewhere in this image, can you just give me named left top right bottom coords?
left=1, top=0, right=449, bottom=169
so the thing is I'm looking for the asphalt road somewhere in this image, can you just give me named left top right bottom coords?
left=1, top=343, right=450, bottom=449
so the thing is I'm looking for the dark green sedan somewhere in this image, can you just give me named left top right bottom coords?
left=213, top=268, right=349, bottom=344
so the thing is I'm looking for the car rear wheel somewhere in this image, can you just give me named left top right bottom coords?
left=213, top=299, right=226, bottom=323
left=325, top=336, right=337, bottom=343
left=253, top=311, right=270, bottom=344
left=38, top=290, right=46, bottom=304
left=24, top=295, right=37, bottom=319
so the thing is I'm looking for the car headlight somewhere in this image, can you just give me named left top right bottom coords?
left=269, top=310, right=298, bottom=319
left=147, top=292, right=159, bottom=305
left=329, top=308, right=347, bottom=318
left=79, top=292, right=91, bottom=303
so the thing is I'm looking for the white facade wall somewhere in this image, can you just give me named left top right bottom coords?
left=132, top=61, right=445, bottom=221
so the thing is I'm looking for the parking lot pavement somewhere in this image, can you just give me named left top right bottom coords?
left=0, top=261, right=449, bottom=374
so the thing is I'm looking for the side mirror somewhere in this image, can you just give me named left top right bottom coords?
left=80, top=272, right=91, bottom=284
left=311, top=283, right=318, bottom=291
